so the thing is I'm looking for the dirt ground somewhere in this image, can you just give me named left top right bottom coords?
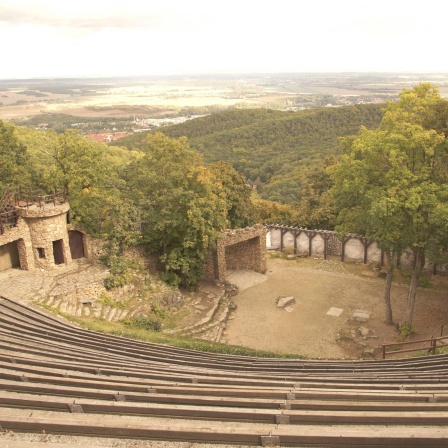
left=224, top=256, right=448, bottom=359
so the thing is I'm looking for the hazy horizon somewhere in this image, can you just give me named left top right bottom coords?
left=1, top=71, right=448, bottom=83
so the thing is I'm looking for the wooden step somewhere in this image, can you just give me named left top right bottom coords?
left=1, top=411, right=448, bottom=447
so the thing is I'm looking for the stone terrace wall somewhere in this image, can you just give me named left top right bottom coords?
left=205, top=224, right=266, bottom=282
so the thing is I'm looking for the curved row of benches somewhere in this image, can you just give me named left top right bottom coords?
left=1, top=295, right=448, bottom=446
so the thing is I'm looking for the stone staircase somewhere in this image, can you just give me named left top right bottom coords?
left=25, top=259, right=234, bottom=344
left=165, top=282, right=238, bottom=342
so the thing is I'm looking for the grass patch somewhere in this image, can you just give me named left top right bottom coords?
left=397, top=321, right=415, bottom=338
left=121, top=316, right=162, bottom=332
left=98, top=292, right=128, bottom=309
left=38, top=303, right=303, bottom=358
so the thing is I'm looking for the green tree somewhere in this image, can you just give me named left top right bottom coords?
left=17, top=128, right=140, bottom=243
left=208, top=161, right=255, bottom=228
left=330, top=129, right=410, bottom=324
left=0, top=120, right=31, bottom=190
left=125, top=133, right=227, bottom=288
left=331, top=83, right=448, bottom=326
left=295, top=157, right=337, bottom=230
left=252, top=198, right=297, bottom=225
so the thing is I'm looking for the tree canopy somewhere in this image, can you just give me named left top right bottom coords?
left=0, top=120, right=31, bottom=190
left=112, top=104, right=383, bottom=210
left=124, top=133, right=228, bottom=287
left=330, top=83, right=448, bottom=326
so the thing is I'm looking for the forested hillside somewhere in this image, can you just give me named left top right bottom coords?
left=112, top=104, right=383, bottom=204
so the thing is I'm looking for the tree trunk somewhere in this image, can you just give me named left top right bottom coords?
left=405, top=248, right=424, bottom=324
left=383, top=251, right=394, bottom=325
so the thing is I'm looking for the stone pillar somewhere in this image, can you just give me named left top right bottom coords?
left=17, top=238, right=34, bottom=270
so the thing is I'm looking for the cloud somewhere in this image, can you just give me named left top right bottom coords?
left=0, top=7, right=163, bottom=30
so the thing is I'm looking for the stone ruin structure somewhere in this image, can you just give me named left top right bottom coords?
left=0, top=187, right=88, bottom=273
left=205, top=224, right=266, bottom=282
left=1, top=186, right=266, bottom=282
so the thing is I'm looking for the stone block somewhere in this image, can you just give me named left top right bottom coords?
left=276, top=296, right=295, bottom=309
left=327, top=307, right=343, bottom=317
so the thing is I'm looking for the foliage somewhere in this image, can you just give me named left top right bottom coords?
left=330, top=83, right=448, bottom=325
left=100, top=245, right=137, bottom=290
left=159, top=270, right=181, bottom=288
left=98, top=292, right=127, bottom=309
left=208, top=161, right=255, bottom=228
left=252, top=198, right=297, bottom=225
left=121, top=316, right=162, bottom=332
left=4, top=123, right=260, bottom=288
left=13, top=126, right=142, bottom=248
left=112, top=104, right=383, bottom=208
left=293, top=157, right=337, bottom=229
left=0, top=120, right=32, bottom=190
left=125, top=133, right=227, bottom=288
left=398, top=321, right=415, bottom=338
left=151, top=303, right=166, bottom=319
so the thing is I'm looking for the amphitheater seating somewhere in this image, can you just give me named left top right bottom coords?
left=1, top=295, right=448, bottom=447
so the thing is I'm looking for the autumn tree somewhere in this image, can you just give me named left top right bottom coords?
left=383, top=84, right=448, bottom=324
left=12, top=127, right=141, bottom=246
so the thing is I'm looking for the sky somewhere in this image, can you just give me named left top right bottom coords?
left=0, top=0, right=446, bottom=79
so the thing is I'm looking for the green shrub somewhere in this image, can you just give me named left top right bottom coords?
left=101, top=254, right=134, bottom=290
left=98, top=292, right=126, bottom=309
left=151, top=303, right=166, bottom=319
left=159, top=271, right=180, bottom=288
left=418, top=274, right=431, bottom=288
left=398, top=321, right=415, bottom=337
left=121, top=316, right=162, bottom=332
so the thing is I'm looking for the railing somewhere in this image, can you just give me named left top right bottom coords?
left=382, top=336, right=448, bottom=359
left=0, top=187, right=17, bottom=235
left=0, top=187, right=17, bottom=212
left=0, top=186, right=66, bottom=235
left=425, top=321, right=448, bottom=341
left=0, top=208, right=17, bottom=234
left=9, top=186, right=66, bottom=209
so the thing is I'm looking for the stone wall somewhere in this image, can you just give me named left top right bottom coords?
left=266, top=225, right=440, bottom=272
left=205, top=224, right=266, bottom=282
left=0, top=219, right=34, bottom=271
left=226, top=239, right=260, bottom=271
